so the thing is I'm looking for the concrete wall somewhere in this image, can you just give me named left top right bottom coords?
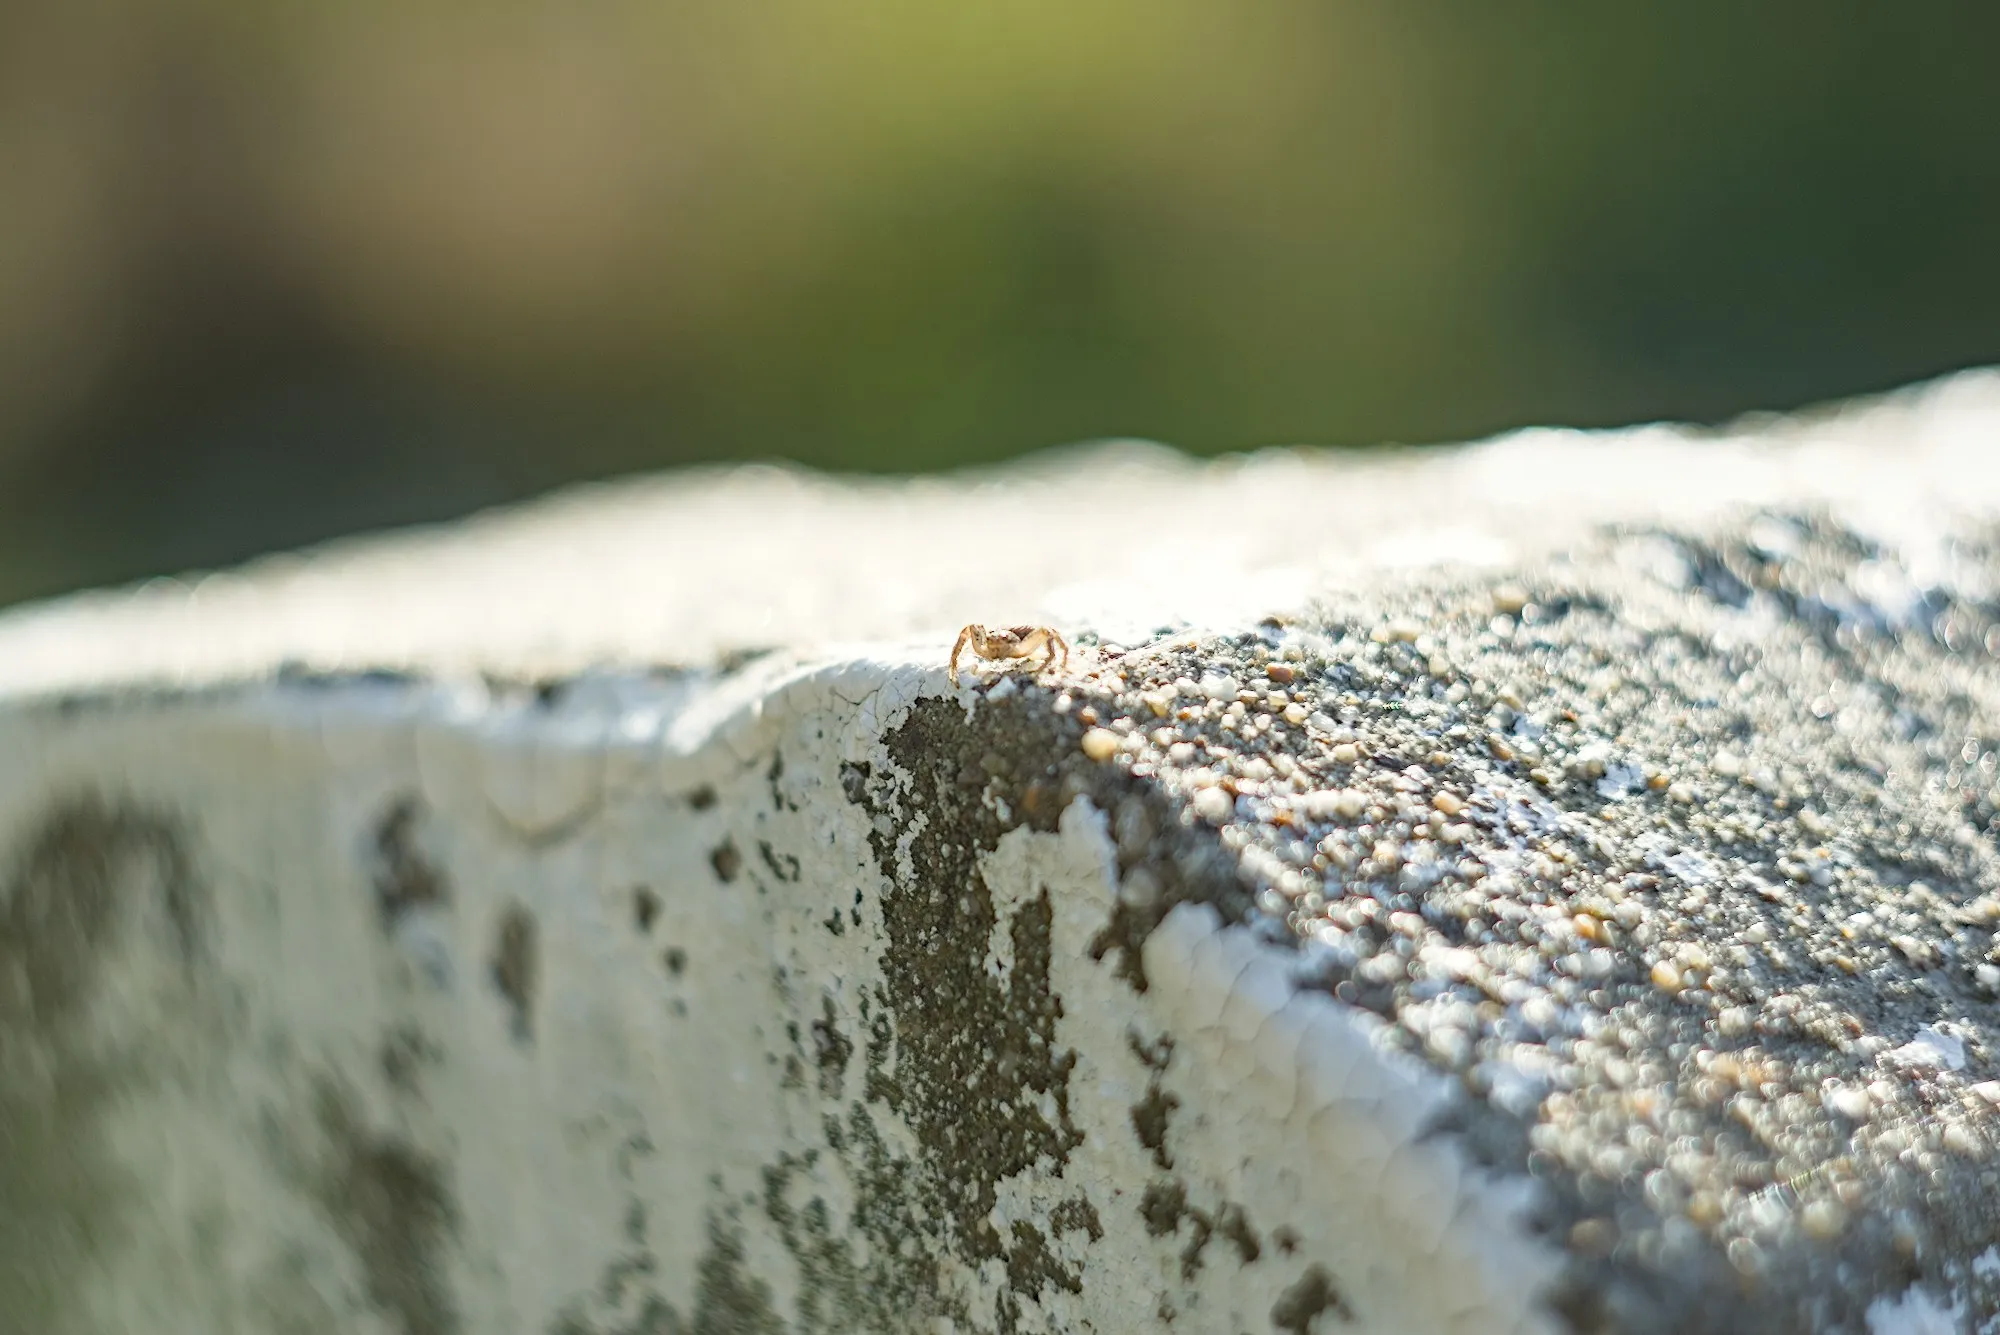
left=5, top=372, right=2000, bottom=1333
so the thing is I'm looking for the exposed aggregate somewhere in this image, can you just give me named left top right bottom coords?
left=979, top=511, right=2000, bottom=1334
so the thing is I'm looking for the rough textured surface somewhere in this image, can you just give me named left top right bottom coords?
left=3, top=370, right=2000, bottom=1333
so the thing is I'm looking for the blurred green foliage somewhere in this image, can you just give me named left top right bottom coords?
left=1, top=4, right=1997, bottom=606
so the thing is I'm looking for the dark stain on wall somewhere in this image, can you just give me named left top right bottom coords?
left=490, top=904, right=540, bottom=1043
left=308, top=1081, right=463, bottom=1335
left=0, top=796, right=207, bottom=1333
left=372, top=797, right=449, bottom=929
left=1270, top=1263, right=1354, bottom=1332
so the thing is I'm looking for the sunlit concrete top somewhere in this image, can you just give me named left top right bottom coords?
left=1, top=370, right=1997, bottom=698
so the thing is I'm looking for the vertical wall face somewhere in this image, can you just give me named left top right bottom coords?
left=0, top=674, right=1553, bottom=1335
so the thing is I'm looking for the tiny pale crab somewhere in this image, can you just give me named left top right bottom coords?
left=948, top=624, right=1070, bottom=687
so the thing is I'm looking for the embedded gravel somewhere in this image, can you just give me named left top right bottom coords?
left=987, top=509, right=2000, bottom=1334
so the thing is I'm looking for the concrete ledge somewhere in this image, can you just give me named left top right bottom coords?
left=4, top=372, right=2000, bottom=1333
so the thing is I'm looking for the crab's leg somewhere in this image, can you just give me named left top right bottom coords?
left=949, top=625, right=974, bottom=686
left=1042, top=630, right=1069, bottom=677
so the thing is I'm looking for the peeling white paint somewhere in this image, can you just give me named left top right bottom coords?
left=0, top=660, right=1568, bottom=1333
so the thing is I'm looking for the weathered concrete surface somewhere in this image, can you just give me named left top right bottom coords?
left=3, top=371, right=2000, bottom=1334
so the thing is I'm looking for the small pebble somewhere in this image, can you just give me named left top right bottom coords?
left=1650, top=961, right=1685, bottom=994
left=1332, top=743, right=1361, bottom=765
left=1118, top=867, right=1161, bottom=908
left=1800, top=1199, right=1848, bottom=1242
left=1200, top=673, right=1240, bottom=701
left=1569, top=1218, right=1616, bottom=1257
left=1571, top=742, right=1612, bottom=779
left=1432, top=791, right=1464, bottom=817
left=1080, top=728, right=1121, bottom=762
left=1192, top=787, right=1234, bottom=823
left=1725, top=1238, right=1765, bottom=1279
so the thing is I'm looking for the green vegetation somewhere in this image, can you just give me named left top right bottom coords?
left=0, top=5, right=1996, bottom=604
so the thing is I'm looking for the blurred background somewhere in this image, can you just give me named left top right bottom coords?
left=2, top=3, right=1998, bottom=609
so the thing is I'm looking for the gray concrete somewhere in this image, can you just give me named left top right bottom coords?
left=3, top=371, right=2000, bottom=1333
